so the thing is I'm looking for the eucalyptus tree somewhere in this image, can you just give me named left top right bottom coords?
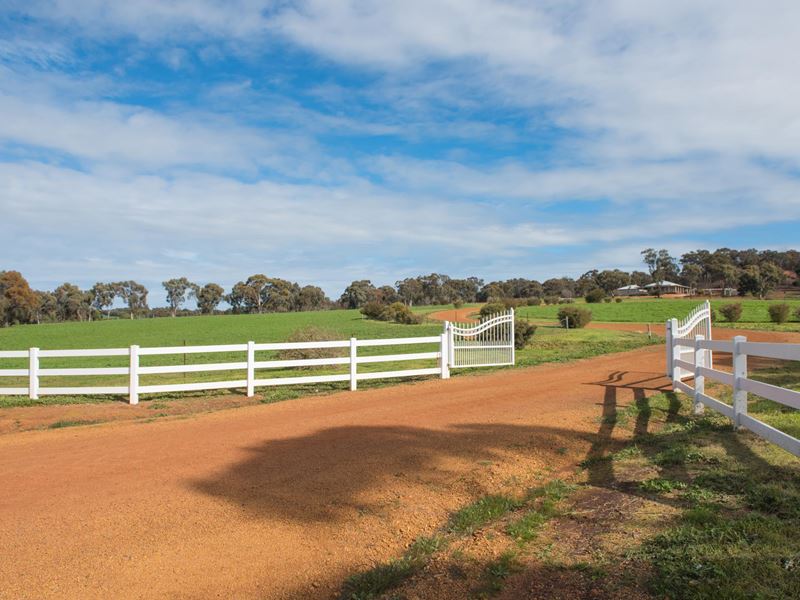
left=163, top=277, right=196, bottom=317
left=192, top=283, right=225, bottom=314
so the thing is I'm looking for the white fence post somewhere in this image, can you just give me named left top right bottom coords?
left=705, top=300, right=714, bottom=369
left=671, top=330, right=682, bottom=385
left=28, top=347, right=39, bottom=400
left=693, top=335, right=705, bottom=415
left=129, top=345, right=139, bottom=405
left=349, top=337, right=357, bottom=391
left=732, top=335, right=748, bottom=429
left=246, top=341, right=255, bottom=397
left=665, top=318, right=676, bottom=377
left=440, top=332, right=450, bottom=379
left=510, top=308, right=516, bottom=364
left=448, top=322, right=455, bottom=369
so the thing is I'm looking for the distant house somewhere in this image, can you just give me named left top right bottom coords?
left=644, top=281, right=691, bottom=295
left=615, top=284, right=646, bottom=296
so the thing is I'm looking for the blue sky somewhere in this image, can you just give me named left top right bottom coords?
left=2, top=1, right=799, bottom=305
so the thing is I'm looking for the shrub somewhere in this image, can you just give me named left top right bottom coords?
left=543, top=295, right=559, bottom=305
left=277, top=326, right=346, bottom=364
left=480, top=302, right=507, bottom=318
left=514, top=320, right=537, bottom=349
left=603, top=297, right=612, bottom=303
left=796, top=306, right=800, bottom=321
left=719, top=303, right=743, bottom=323
left=453, top=299, right=464, bottom=309
left=614, top=297, right=623, bottom=303
left=381, top=302, right=423, bottom=324
left=360, top=301, right=386, bottom=320
left=557, top=306, right=592, bottom=328
left=768, top=303, right=791, bottom=324
left=360, top=301, right=422, bottom=324
left=526, top=297, right=542, bottom=306
left=557, top=298, right=574, bottom=304
left=584, top=288, right=605, bottom=303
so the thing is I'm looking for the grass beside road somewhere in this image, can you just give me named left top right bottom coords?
left=337, top=392, right=800, bottom=599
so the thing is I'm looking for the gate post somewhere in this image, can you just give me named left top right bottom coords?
left=510, top=308, right=515, bottom=365
left=693, top=335, right=705, bottom=415
left=665, top=318, right=676, bottom=377
left=440, top=332, right=450, bottom=379
left=448, top=322, right=455, bottom=368
left=705, top=300, right=713, bottom=369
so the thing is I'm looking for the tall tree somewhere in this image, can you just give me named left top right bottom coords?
left=641, top=248, right=678, bottom=296
left=680, top=264, right=703, bottom=294
left=0, top=271, right=39, bottom=326
left=192, top=283, right=225, bottom=314
left=738, top=262, right=783, bottom=299
left=114, top=281, right=149, bottom=319
left=54, top=283, right=91, bottom=321
left=89, top=282, right=116, bottom=318
left=296, top=285, right=329, bottom=311
left=162, top=277, right=196, bottom=317
left=339, top=280, right=377, bottom=308
left=261, top=278, right=300, bottom=313
left=34, top=290, right=57, bottom=324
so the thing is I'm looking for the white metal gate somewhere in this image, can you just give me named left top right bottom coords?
left=446, top=308, right=515, bottom=368
left=666, top=300, right=713, bottom=380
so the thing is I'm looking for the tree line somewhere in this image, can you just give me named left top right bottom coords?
left=1, top=247, right=798, bottom=326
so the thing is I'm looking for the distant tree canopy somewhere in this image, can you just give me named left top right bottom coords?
left=2, top=246, right=798, bottom=327
left=0, top=271, right=39, bottom=326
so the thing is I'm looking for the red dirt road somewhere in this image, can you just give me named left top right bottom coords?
left=0, top=329, right=796, bottom=599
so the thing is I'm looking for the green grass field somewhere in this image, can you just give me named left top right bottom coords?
left=0, top=309, right=657, bottom=408
left=517, top=298, right=800, bottom=324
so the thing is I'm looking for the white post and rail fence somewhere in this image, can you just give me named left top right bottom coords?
left=666, top=303, right=800, bottom=457
left=0, top=310, right=515, bottom=405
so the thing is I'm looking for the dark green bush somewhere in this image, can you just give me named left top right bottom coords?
left=514, top=320, right=537, bottom=349
left=480, top=302, right=507, bottom=318
left=603, top=297, right=612, bottom=303
left=768, top=303, right=791, bottom=324
left=796, top=306, right=800, bottom=321
left=614, top=297, right=623, bottom=303
left=557, top=306, right=592, bottom=328
left=453, top=299, right=464, bottom=309
left=585, top=288, right=605, bottom=303
left=719, top=303, right=742, bottom=323
left=360, top=301, right=386, bottom=320
left=381, top=302, right=423, bottom=324
left=360, top=301, right=422, bottom=324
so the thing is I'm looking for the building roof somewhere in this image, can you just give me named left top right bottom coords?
left=644, top=280, right=685, bottom=288
left=616, top=284, right=643, bottom=290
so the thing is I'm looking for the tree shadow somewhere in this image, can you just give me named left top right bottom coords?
left=191, top=422, right=591, bottom=524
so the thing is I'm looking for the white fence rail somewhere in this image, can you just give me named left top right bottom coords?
left=0, top=334, right=450, bottom=405
left=667, top=333, right=800, bottom=457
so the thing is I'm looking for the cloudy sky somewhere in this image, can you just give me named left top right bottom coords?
left=2, top=1, right=799, bottom=304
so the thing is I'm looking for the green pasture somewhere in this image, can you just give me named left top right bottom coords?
left=517, top=298, right=800, bottom=324
left=0, top=309, right=656, bottom=407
